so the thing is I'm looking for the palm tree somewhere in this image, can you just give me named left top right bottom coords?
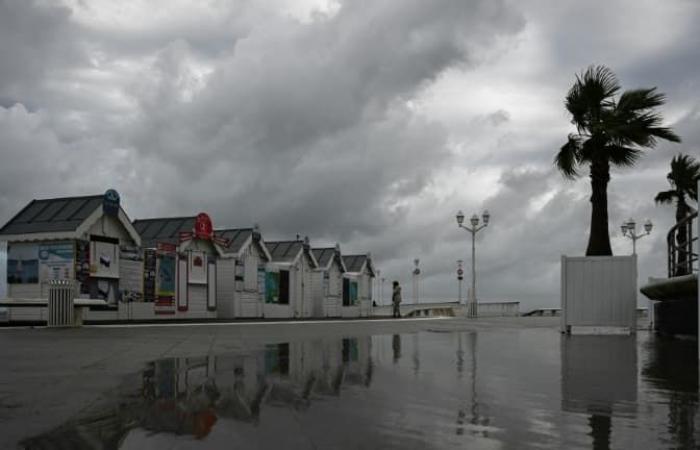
left=555, top=65, right=680, bottom=256
left=655, top=154, right=700, bottom=275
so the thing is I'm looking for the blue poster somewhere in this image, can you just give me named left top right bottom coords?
left=158, top=254, right=176, bottom=297
left=38, top=243, right=74, bottom=281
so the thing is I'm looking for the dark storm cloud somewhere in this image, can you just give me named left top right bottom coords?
left=1, top=0, right=698, bottom=309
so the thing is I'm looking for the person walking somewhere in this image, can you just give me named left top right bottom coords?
left=392, top=281, right=402, bottom=318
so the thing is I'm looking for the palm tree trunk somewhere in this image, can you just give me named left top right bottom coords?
left=586, top=158, right=613, bottom=256
left=675, top=200, right=690, bottom=276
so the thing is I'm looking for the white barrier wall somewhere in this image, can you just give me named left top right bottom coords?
left=561, top=255, right=637, bottom=333
left=477, top=301, right=520, bottom=317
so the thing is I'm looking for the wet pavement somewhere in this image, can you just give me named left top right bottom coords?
left=1, top=317, right=698, bottom=449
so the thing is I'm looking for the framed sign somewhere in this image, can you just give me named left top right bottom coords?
left=188, top=251, right=207, bottom=284
left=90, top=237, right=119, bottom=278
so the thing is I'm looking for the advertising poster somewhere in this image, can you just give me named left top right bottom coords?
left=90, top=239, right=120, bottom=278
left=38, top=243, right=74, bottom=282
left=143, top=249, right=157, bottom=302
left=188, top=251, right=207, bottom=284
left=7, top=243, right=39, bottom=284
left=119, top=246, right=143, bottom=302
left=265, top=271, right=279, bottom=304
left=158, top=254, right=176, bottom=297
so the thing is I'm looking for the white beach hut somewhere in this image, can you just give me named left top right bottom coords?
left=311, top=244, right=346, bottom=318
left=342, top=253, right=376, bottom=318
left=0, top=190, right=141, bottom=323
left=215, top=226, right=272, bottom=318
left=132, top=212, right=226, bottom=320
left=265, top=237, right=319, bottom=319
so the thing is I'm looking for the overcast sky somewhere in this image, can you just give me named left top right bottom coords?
left=1, top=0, right=698, bottom=310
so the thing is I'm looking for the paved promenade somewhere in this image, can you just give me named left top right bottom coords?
left=0, top=316, right=556, bottom=448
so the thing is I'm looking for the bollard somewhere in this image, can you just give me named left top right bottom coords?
left=48, top=280, right=76, bottom=327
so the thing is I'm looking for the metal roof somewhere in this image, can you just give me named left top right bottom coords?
left=266, top=240, right=304, bottom=263
left=215, top=228, right=253, bottom=254
left=0, top=195, right=104, bottom=235
left=132, top=216, right=196, bottom=248
left=343, top=254, right=370, bottom=273
left=312, top=248, right=335, bottom=267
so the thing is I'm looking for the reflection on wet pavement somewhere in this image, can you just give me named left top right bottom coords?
left=20, top=330, right=700, bottom=449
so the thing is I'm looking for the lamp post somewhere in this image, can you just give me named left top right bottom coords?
left=457, top=259, right=464, bottom=304
left=456, top=209, right=490, bottom=318
left=621, top=217, right=652, bottom=255
left=412, top=259, right=420, bottom=304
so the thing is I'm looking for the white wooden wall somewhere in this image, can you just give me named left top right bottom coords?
left=561, top=255, right=637, bottom=332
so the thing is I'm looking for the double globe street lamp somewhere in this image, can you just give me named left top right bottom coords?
left=621, top=217, right=652, bottom=255
left=456, top=209, right=490, bottom=318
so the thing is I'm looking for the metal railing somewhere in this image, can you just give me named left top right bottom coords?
left=667, top=211, right=698, bottom=277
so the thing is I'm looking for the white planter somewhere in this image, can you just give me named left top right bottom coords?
left=560, top=255, right=637, bottom=334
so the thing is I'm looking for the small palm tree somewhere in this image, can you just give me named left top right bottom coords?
left=555, top=65, right=680, bottom=256
left=655, top=154, right=700, bottom=275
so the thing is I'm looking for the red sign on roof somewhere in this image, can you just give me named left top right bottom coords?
left=194, top=213, right=213, bottom=240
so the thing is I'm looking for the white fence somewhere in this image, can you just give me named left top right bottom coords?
left=47, top=280, right=76, bottom=327
left=561, top=255, right=637, bottom=333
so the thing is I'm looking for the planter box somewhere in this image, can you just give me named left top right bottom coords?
left=560, top=255, right=637, bottom=334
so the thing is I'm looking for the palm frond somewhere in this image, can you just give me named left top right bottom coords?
left=565, top=65, right=620, bottom=132
left=607, top=145, right=641, bottom=168
left=617, top=88, right=666, bottom=112
left=555, top=134, right=582, bottom=179
left=668, top=154, right=700, bottom=200
left=654, top=190, right=677, bottom=205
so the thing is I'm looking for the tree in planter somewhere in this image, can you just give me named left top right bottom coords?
left=555, top=65, right=680, bottom=256
left=655, top=154, right=699, bottom=275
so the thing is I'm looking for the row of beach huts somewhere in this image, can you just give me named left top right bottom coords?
left=0, top=190, right=376, bottom=323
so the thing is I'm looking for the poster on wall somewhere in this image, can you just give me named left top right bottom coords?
left=155, top=246, right=176, bottom=314
left=120, top=246, right=143, bottom=302
left=7, top=243, right=39, bottom=284
left=143, top=249, right=157, bottom=302
left=0, top=241, right=7, bottom=299
left=158, top=253, right=176, bottom=297
left=90, top=237, right=120, bottom=278
left=188, top=251, right=207, bottom=284
left=38, top=243, right=74, bottom=282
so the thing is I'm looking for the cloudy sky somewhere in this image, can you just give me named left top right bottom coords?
left=1, top=0, right=698, bottom=309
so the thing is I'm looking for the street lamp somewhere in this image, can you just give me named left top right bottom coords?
left=456, top=209, right=490, bottom=318
left=412, top=259, right=420, bottom=304
left=621, top=217, right=652, bottom=255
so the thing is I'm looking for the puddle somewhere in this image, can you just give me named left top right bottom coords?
left=19, top=330, right=699, bottom=449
